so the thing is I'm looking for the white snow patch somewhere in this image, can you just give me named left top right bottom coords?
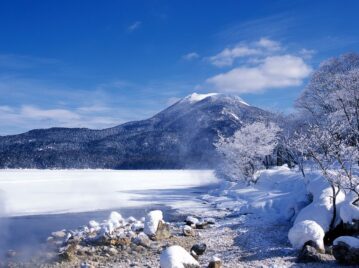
left=340, top=191, right=359, bottom=224
left=144, top=210, right=163, bottom=236
left=183, top=93, right=219, bottom=103
left=333, top=236, right=359, bottom=248
left=288, top=220, right=325, bottom=250
left=208, top=165, right=308, bottom=221
left=160, top=245, right=199, bottom=268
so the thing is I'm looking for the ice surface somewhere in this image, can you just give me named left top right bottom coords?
left=0, top=169, right=218, bottom=217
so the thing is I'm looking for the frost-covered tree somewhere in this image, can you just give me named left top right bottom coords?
left=295, top=53, right=359, bottom=227
left=216, top=121, right=280, bottom=183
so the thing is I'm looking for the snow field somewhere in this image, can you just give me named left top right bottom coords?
left=0, top=169, right=218, bottom=217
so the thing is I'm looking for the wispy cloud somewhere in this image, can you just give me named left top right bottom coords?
left=0, top=104, right=121, bottom=134
left=182, top=52, right=200, bottom=61
left=208, top=38, right=282, bottom=67
left=0, top=54, right=60, bottom=70
left=128, top=21, right=142, bottom=32
left=207, top=54, right=311, bottom=93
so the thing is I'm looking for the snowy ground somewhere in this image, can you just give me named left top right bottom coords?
left=1, top=168, right=355, bottom=267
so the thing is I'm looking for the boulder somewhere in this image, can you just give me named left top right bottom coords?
left=190, top=243, right=207, bottom=259
left=208, top=256, right=222, bottom=268
left=144, top=210, right=163, bottom=237
left=183, top=225, right=195, bottom=237
left=51, top=230, right=67, bottom=239
left=160, top=245, right=200, bottom=268
left=297, top=244, right=331, bottom=263
left=185, top=216, right=199, bottom=226
left=196, top=220, right=209, bottom=229
left=132, top=232, right=151, bottom=248
left=333, top=236, right=359, bottom=265
left=155, top=220, right=171, bottom=240
left=204, top=218, right=216, bottom=225
left=59, top=242, right=78, bottom=261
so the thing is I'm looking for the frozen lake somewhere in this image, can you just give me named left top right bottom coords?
left=0, top=170, right=218, bottom=254
left=0, top=169, right=218, bottom=217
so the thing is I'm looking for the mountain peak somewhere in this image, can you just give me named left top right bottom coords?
left=181, top=92, right=250, bottom=106
left=182, top=92, right=219, bottom=103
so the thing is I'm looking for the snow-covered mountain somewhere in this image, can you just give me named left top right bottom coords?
left=0, top=93, right=273, bottom=169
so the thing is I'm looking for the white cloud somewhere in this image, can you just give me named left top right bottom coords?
left=182, top=52, right=199, bottom=61
left=207, top=38, right=284, bottom=67
left=166, top=97, right=181, bottom=105
left=299, top=48, right=316, bottom=59
left=207, top=55, right=312, bottom=93
left=209, top=46, right=261, bottom=67
left=21, top=106, right=81, bottom=121
left=128, top=21, right=142, bottom=32
left=256, top=38, right=281, bottom=51
left=0, top=105, right=122, bottom=134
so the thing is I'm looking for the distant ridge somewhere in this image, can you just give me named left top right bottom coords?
left=0, top=93, right=273, bottom=169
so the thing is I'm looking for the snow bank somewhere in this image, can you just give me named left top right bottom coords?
left=160, top=245, right=199, bottom=268
left=340, top=191, right=359, bottom=224
left=288, top=172, right=345, bottom=250
left=334, top=236, right=359, bottom=248
left=288, top=220, right=325, bottom=250
left=294, top=176, right=345, bottom=230
left=208, top=165, right=308, bottom=221
left=144, top=210, right=163, bottom=236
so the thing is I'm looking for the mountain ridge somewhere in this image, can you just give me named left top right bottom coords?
left=0, top=93, right=274, bottom=169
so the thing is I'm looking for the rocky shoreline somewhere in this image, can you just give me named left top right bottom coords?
left=2, top=210, right=224, bottom=268
left=3, top=205, right=357, bottom=267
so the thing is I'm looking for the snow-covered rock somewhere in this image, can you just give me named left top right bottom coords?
left=108, top=211, right=124, bottom=226
left=208, top=256, right=222, bottom=268
left=294, top=175, right=345, bottom=230
left=127, top=216, right=137, bottom=223
left=131, top=221, right=144, bottom=232
left=288, top=173, right=346, bottom=250
left=132, top=232, right=151, bottom=248
left=340, top=192, right=359, bottom=224
left=288, top=220, right=325, bottom=251
left=160, top=245, right=200, bottom=268
left=334, top=236, right=359, bottom=248
left=183, top=225, right=195, bottom=236
left=88, top=220, right=100, bottom=229
left=333, top=236, right=359, bottom=265
left=144, top=210, right=163, bottom=236
left=185, top=216, right=199, bottom=225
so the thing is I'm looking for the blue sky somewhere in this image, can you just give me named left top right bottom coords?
left=0, top=0, right=358, bottom=134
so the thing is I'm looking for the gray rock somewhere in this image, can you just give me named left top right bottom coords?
left=154, top=221, right=171, bottom=240
left=59, top=242, right=78, bottom=261
left=51, top=230, right=67, bottom=239
left=185, top=216, right=199, bottom=226
left=297, top=244, right=331, bottom=263
left=208, top=257, right=222, bottom=268
left=195, top=221, right=209, bottom=229
left=204, top=218, right=216, bottom=225
left=183, top=225, right=195, bottom=237
left=333, top=241, right=359, bottom=265
left=191, top=243, right=207, bottom=259
left=133, top=232, right=151, bottom=248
